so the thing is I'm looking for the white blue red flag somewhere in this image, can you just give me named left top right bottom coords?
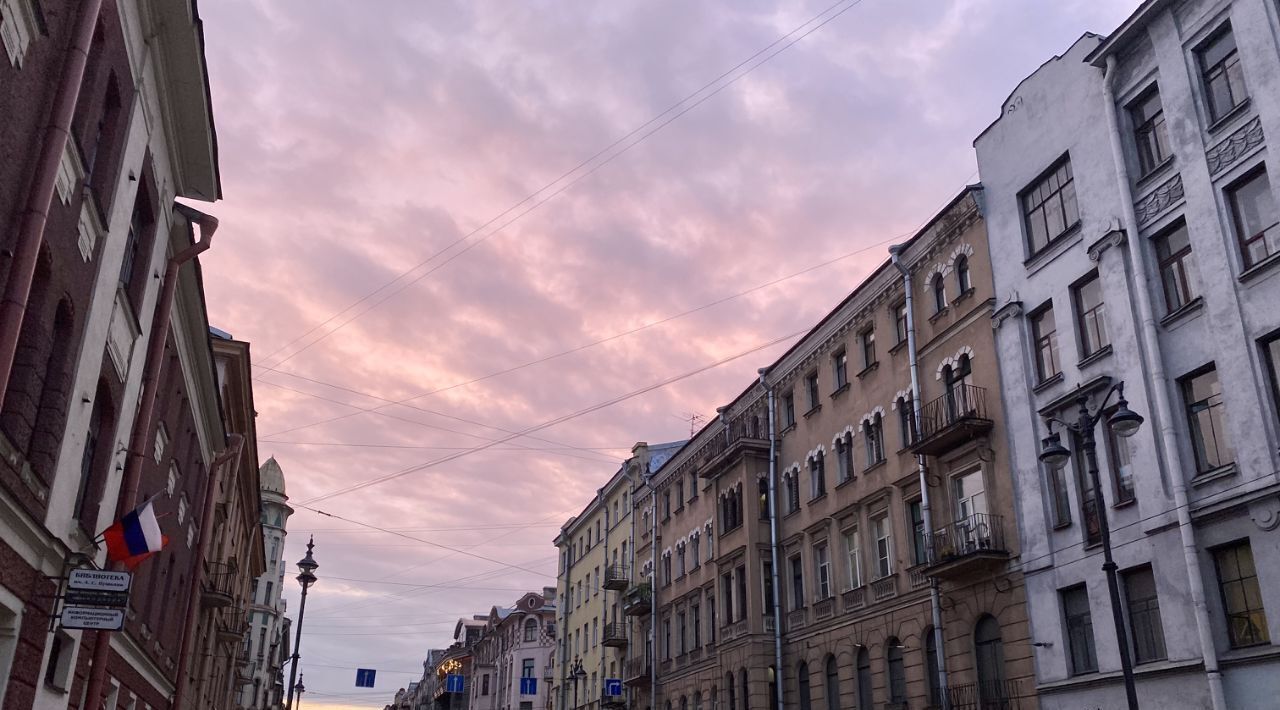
left=100, top=498, right=168, bottom=569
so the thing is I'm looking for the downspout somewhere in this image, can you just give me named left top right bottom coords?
left=649, top=476, right=658, bottom=710
left=0, top=0, right=104, bottom=408
left=171, top=433, right=243, bottom=710
left=889, top=246, right=948, bottom=709
left=82, top=203, right=219, bottom=709
left=1101, top=55, right=1226, bottom=710
left=598, top=489, right=607, bottom=709
left=759, top=369, right=785, bottom=710
left=627, top=468, right=637, bottom=710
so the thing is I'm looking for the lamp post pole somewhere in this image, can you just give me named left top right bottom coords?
left=286, top=537, right=319, bottom=710
left=1039, top=384, right=1144, bottom=710
left=569, top=657, right=585, bottom=709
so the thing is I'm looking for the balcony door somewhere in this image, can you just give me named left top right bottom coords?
left=943, top=354, right=974, bottom=421
left=953, top=469, right=988, bottom=552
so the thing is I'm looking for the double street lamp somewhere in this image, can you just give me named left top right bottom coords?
left=568, top=656, right=586, bottom=709
left=1038, top=382, right=1144, bottom=710
left=286, top=537, right=319, bottom=710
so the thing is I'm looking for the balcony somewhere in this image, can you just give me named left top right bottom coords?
left=925, top=513, right=1010, bottom=580
left=622, top=583, right=651, bottom=616
left=764, top=615, right=776, bottom=634
left=786, top=607, right=807, bottom=632
left=841, top=586, right=866, bottom=613
left=911, top=384, right=993, bottom=456
left=871, top=575, right=898, bottom=602
left=216, top=610, right=249, bottom=644
left=201, top=562, right=235, bottom=609
left=624, top=657, right=650, bottom=687
left=946, top=678, right=1025, bottom=710
left=694, top=417, right=771, bottom=478
left=602, top=622, right=628, bottom=648
left=603, top=565, right=630, bottom=591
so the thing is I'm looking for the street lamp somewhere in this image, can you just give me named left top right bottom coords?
left=1038, top=382, right=1144, bottom=710
left=568, top=657, right=586, bottom=708
left=286, top=537, right=319, bottom=710
left=294, top=674, right=306, bottom=710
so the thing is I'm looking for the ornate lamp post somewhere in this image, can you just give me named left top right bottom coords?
left=294, top=675, right=306, bottom=709
left=568, top=657, right=586, bottom=708
left=286, top=537, right=319, bottom=710
left=1038, top=382, right=1144, bottom=710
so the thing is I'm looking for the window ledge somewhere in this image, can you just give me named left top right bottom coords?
left=1135, top=155, right=1176, bottom=188
left=803, top=404, right=822, bottom=419
left=1033, top=372, right=1065, bottom=395
left=863, top=459, right=887, bottom=475
left=1190, top=462, right=1237, bottom=487
left=1207, top=97, right=1251, bottom=135
left=780, top=423, right=796, bottom=436
left=953, top=287, right=976, bottom=305
left=1076, top=345, right=1113, bottom=371
left=1160, top=297, right=1205, bottom=328
left=784, top=508, right=802, bottom=520
left=928, top=307, right=950, bottom=324
left=857, top=362, right=880, bottom=379
left=835, top=475, right=856, bottom=490
left=1113, top=495, right=1137, bottom=509
left=830, top=382, right=851, bottom=399
left=809, top=492, right=828, bottom=504
left=889, top=339, right=907, bottom=356
left=1024, top=223, right=1084, bottom=274
left=1239, top=250, right=1280, bottom=284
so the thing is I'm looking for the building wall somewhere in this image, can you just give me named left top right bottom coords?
left=976, top=1, right=1280, bottom=707
left=240, top=459, right=293, bottom=710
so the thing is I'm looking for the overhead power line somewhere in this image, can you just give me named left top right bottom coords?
left=253, top=0, right=868, bottom=372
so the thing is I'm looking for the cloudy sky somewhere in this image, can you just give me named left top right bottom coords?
left=192, top=1, right=1140, bottom=706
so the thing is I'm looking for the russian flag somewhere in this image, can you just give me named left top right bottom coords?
left=100, top=499, right=168, bottom=570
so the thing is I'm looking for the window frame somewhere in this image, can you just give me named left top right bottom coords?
left=805, top=371, right=821, bottom=411
left=1062, top=584, right=1098, bottom=675
left=955, top=254, right=971, bottom=294
left=871, top=513, right=892, bottom=579
left=859, top=327, right=876, bottom=369
left=833, top=349, right=849, bottom=390
left=1263, top=331, right=1280, bottom=427
left=1030, top=302, right=1061, bottom=383
left=1213, top=539, right=1270, bottom=648
left=894, top=302, right=908, bottom=345
left=814, top=543, right=831, bottom=600
left=1129, top=86, right=1171, bottom=176
left=842, top=527, right=862, bottom=590
left=1197, top=24, right=1247, bottom=124
left=1072, top=271, right=1110, bottom=359
left=1227, top=165, right=1279, bottom=270
left=1180, top=364, right=1234, bottom=474
left=1020, top=156, right=1080, bottom=256
left=1153, top=220, right=1198, bottom=313
left=1121, top=565, right=1167, bottom=664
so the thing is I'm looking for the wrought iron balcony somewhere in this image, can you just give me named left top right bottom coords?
left=624, top=657, right=651, bottom=687
left=602, top=622, right=628, bottom=648
left=201, top=561, right=235, bottom=609
left=946, top=678, right=1024, bottom=709
left=603, top=565, right=630, bottom=591
left=925, top=513, right=1010, bottom=579
left=622, top=583, right=651, bottom=616
left=911, top=384, right=994, bottom=456
left=216, top=610, right=249, bottom=644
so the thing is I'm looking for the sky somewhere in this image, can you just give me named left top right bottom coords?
left=192, top=1, right=1141, bottom=707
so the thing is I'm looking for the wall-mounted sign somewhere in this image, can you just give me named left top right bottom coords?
left=65, top=588, right=130, bottom=607
left=68, top=569, right=131, bottom=592
left=61, top=607, right=124, bottom=631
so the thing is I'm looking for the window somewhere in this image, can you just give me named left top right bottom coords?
left=1072, top=433, right=1103, bottom=547
left=1214, top=540, right=1270, bottom=647
left=932, top=273, right=947, bottom=313
left=692, top=603, right=701, bottom=648
left=522, top=658, right=535, bottom=677
left=1022, top=158, right=1079, bottom=254
left=786, top=471, right=800, bottom=514
left=1106, top=425, right=1136, bottom=505
left=814, top=543, right=831, bottom=600
left=833, top=349, right=849, bottom=390
left=664, top=618, right=672, bottom=659
left=974, top=616, right=1007, bottom=702
left=1131, top=88, right=1171, bottom=175
left=842, top=528, right=862, bottom=590
left=894, top=302, right=908, bottom=344
left=1229, top=167, right=1279, bottom=269
left=824, top=655, right=840, bottom=710
left=1154, top=221, right=1198, bottom=312
left=677, top=544, right=686, bottom=578
left=1198, top=25, right=1247, bottom=123
left=663, top=491, right=671, bottom=519
left=943, top=355, right=974, bottom=420
left=838, top=432, right=854, bottom=483
left=885, top=639, right=906, bottom=704
left=783, top=392, right=796, bottom=428
left=1265, top=333, right=1280, bottom=424
left=726, top=674, right=736, bottom=710
left=897, top=396, right=915, bottom=448
left=872, top=514, right=892, bottom=579
left=722, top=572, right=735, bottom=624
left=1122, top=566, right=1166, bottom=663
left=809, top=452, right=826, bottom=499
left=862, top=415, right=884, bottom=467
left=908, top=500, right=927, bottom=566
left=676, top=479, right=684, bottom=508
left=1031, top=303, right=1061, bottom=382
left=740, top=669, right=750, bottom=710
left=797, top=662, right=812, bottom=710
left=1182, top=366, right=1234, bottom=473
left=924, top=629, right=941, bottom=709
left=856, top=648, right=872, bottom=710
left=805, top=372, right=820, bottom=411
left=758, top=477, right=770, bottom=520
left=678, top=612, right=686, bottom=655
left=955, top=255, right=971, bottom=294
left=1062, top=585, right=1098, bottom=674
left=790, top=554, right=805, bottom=610
left=482, top=673, right=490, bottom=695
left=860, top=328, right=876, bottom=368
left=736, top=565, right=748, bottom=620
left=1073, top=273, right=1109, bottom=358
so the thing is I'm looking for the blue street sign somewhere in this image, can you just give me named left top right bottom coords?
left=604, top=678, right=623, bottom=697
left=445, top=674, right=465, bottom=694
left=355, top=669, right=377, bottom=688
left=519, top=677, right=538, bottom=695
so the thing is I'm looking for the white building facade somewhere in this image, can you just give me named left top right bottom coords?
left=975, top=1, right=1280, bottom=708
left=240, top=457, right=294, bottom=709
left=470, top=590, right=557, bottom=710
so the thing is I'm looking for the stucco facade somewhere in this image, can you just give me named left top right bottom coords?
left=975, top=1, right=1280, bottom=708
left=239, top=457, right=294, bottom=710
left=469, top=589, right=558, bottom=710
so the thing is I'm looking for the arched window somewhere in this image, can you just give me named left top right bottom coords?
left=759, top=476, right=770, bottom=519
left=944, top=355, right=975, bottom=420
left=523, top=618, right=538, bottom=642
left=726, top=673, right=736, bottom=710
left=74, top=379, right=116, bottom=531
left=956, top=255, right=971, bottom=293
left=924, top=627, right=942, bottom=708
left=863, top=415, right=884, bottom=466
left=932, top=273, right=947, bottom=313
left=740, top=668, right=750, bottom=710
left=886, top=638, right=906, bottom=705
left=798, top=661, right=812, bottom=710
left=768, top=665, right=778, bottom=710
left=897, top=395, right=916, bottom=448
left=855, top=647, right=872, bottom=710
left=825, top=655, right=841, bottom=710
left=975, top=615, right=1007, bottom=704
left=680, top=696, right=688, bottom=710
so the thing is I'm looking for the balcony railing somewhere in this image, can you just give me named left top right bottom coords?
left=786, top=607, right=807, bottom=631
left=216, top=610, right=249, bottom=644
left=764, top=615, right=776, bottom=634
left=925, top=514, right=1010, bottom=579
left=909, top=565, right=930, bottom=590
left=912, top=384, right=993, bottom=456
left=946, top=678, right=1025, bottom=710
left=602, top=622, right=628, bottom=648
left=841, top=586, right=866, bottom=612
left=624, top=657, right=651, bottom=686
left=622, top=583, right=652, bottom=616
left=871, top=575, right=898, bottom=602
left=603, top=565, right=630, bottom=591
left=201, top=561, right=236, bottom=609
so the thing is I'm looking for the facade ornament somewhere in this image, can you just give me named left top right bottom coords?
left=991, top=300, right=1023, bottom=330
left=1134, top=173, right=1184, bottom=226
left=1206, top=116, right=1264, bottom=176
left=1087, top=223, right=1127, bottom=262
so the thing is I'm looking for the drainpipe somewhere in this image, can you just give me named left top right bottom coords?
left=627, top=464, right=637, bottom=710
left=598, top=488, right=607, bottom=709
left=0, top=0, right=104, bottom=408
left=889, top=246, right=948, bottom=709
left=648, top=474, right=658, bottom=710
left=82, top=203, right=219, bottom=710
left=1100, top=55, right=1226, bottom=710
left=171, top=433, right=243, bottom=710
left=759, top=369, right=785, bottom=710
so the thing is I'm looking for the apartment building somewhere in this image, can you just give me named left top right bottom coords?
left=469, top=589, right=558, bottom=710
left=623, top=188, right=1033, bottom=710
left=974, top=1, right=1280, bottom=708
left=240, top=457, right=295, bottom=709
